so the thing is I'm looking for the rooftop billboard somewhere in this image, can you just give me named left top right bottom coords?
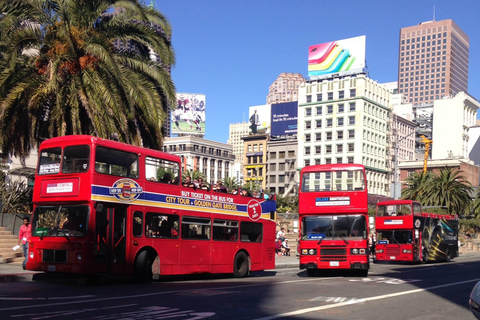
left=308, top=35, right=366, bottom=80
left=270, top=102, right=298, bottom=136
left=172, top=93, right=205, bottom=135
left=248, top=105, right=271, bottom=135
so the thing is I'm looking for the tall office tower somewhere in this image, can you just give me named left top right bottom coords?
left=398, top=19, right=469, bottom=105
left=266, top=73, right=306, bottom=104
left=228, top=122, right=250, bottom=162
left=110, top=6, right=174, bottom=137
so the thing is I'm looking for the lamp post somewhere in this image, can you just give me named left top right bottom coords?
left=393, top=130, right=416, bottom=199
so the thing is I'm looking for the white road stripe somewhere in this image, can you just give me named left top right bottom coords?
left=253, top=277, right=480, bottom=320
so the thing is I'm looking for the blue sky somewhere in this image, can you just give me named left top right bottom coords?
left=155, top=0, right=480, bottom=144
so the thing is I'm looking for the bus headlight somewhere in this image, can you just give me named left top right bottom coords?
left=76, top=253, right=82, bottom=261
left=402, top=249, right=412, bottom=253
left=352, top=248, right=359, bottom=255
left=29, top=252, right=34, bottom=259
left=301, top=249, right=317, bottom=255
left=377, top=249, right=384, bottom=253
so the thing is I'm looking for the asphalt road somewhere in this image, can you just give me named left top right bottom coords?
left=1, top=253, right=479, bottom=320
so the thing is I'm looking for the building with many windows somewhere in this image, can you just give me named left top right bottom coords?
left=242, top=134, right=269, bottom=190
left=228, top=122, right=250, bottom=162
left=266, top=138, right=298, bottom=197
left=298, top=75, right=392, bottom=196
left=162, top=136, right=234, bottom=185
left=267, top=73, right=306, bottom=105
left=398, top=19, right=469, bottom=105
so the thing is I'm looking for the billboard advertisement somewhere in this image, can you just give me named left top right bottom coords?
left=308, top=35, right=366, bottom=79
left=172, top=93, right=206, bottom=135
left=248, top=105, right=271, bottom=135
left=271, top=102, right=298, bottom=136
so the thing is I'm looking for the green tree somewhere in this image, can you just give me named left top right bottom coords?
left=401, top=171, right=432, bottom=203
left=182, top=169, right=204, bottom=183
left=422, top=167, right=473, bottom=215
left=0, top=0, right=176, bottom=160
left=222, top=176, right=239, bottom=190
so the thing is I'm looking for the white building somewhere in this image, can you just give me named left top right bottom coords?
left=431, top=92, right=480, bottom=160
left=298, top=75, right=392, bottom=196
left=162, top=136, right=234, bottom=184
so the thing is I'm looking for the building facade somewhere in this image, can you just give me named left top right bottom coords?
left=298, top=75, right=392, bottom=196
left=431, top=92, right=480, bottom=160
left=227, top=122, right=250, bottom=162
left=162, top=136, right=234, bottom=184
left=398, top=19, right=469, bottom=105
left=266, top=138, right=298, bottom=197
left=242, top=134, right=269, bottom=190
left=266, top=73, right=306, bottom=105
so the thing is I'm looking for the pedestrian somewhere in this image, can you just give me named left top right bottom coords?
left=18, top=216, right=32, bottom=270
left=277, top=227, right=286, bottom=242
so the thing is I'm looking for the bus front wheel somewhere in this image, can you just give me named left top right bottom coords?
left=233, top=252, right=249, bottom=278
left=135, top=250, right=154, bottom=282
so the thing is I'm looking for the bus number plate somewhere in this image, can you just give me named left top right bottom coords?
left=47, top=265, right=56, bottom=272
left=330, top=261, right=339, bottom=267
left=390, top=256, right=396, bottom=260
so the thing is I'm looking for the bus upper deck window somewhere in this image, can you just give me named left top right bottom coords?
left=38, top=148, right=62, bottom=175
left=62, top=145, right=90, bottom=173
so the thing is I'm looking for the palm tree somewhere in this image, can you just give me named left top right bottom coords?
left=401, top=171, right=432, bottom=203
left=0, top=0, right=176, bottom=161
left=421, top=167, right=473, bottom=215
left=222, top=176, right=239, bottom=190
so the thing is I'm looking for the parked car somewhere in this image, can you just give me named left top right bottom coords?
left=469, top=281, right=480, bottom=319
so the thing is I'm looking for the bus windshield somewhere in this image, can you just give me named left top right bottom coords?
left=301, top=215, right=366, bottom=240
left=301, top=169, right=365, bottom=192
left=377, top=230, right=413, bottom=244
left=33, top=205, right=89, bottom=237
left=377, top=204, right=413, bottom=217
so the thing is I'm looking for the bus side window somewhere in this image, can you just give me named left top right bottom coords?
left=133, top=211, right=143, bottom=237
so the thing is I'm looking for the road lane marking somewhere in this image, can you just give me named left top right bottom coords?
left=253, top=277, right=480, bottom=320
left=0, top=277, right=339, bottom=311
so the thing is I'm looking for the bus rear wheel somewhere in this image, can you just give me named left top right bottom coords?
left=233, top=252, right=249, bottom=278
left=135, top=250, right=154, bottom=282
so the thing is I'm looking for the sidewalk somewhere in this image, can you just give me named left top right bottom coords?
left=274, top=254, right=299, bottom=269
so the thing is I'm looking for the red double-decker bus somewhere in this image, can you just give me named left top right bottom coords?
left=27, top=135, right=276, bottom=280
left=298, top=164, right=370, bottom=276
left=375, top=200, right=458, bottom=263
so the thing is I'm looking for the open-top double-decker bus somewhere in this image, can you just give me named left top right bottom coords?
left=27, top=135, right=276, bottom=280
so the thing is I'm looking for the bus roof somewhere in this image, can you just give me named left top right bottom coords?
left=376, top=200, right=420, bottom=206
left=39, top=135, right=181, bottom=163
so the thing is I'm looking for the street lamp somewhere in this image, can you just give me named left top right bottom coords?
left=393, top=130, right=416, bottom=199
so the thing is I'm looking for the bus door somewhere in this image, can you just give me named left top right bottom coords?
left=94, top=202, right=127, bottom=274
left=179, top=216, right=212, bottom=273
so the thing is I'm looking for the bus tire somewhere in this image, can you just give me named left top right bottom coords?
left=421, top=249, right=428, bottom=264
left=306, top=269, right=316, bottom=277
left=135, top=250, right=154, bottom=282
left=233, top=252, right=249, bottom=278
left=445, top=249, right=451, bottom=262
